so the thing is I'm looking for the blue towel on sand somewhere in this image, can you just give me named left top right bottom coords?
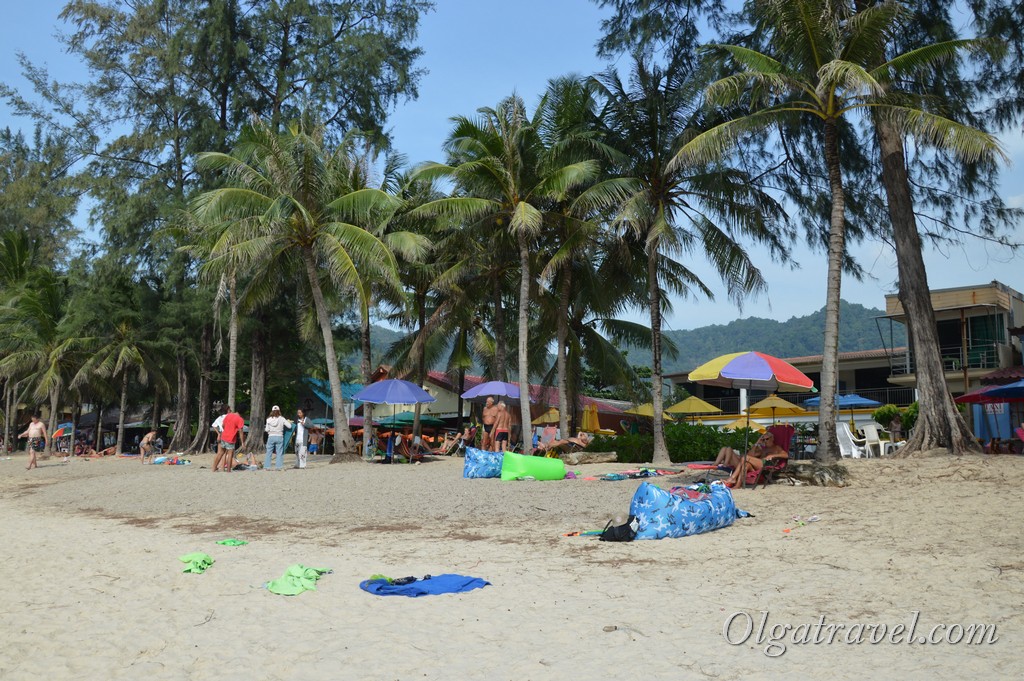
left=359, top=574, right=490, bottom=597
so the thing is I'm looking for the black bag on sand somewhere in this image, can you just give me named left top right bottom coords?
left=600, top=515, right=639, bottom=542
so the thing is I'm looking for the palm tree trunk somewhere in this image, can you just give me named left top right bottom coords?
left=116, top=371, right=129, bottom=456
left=227, top=268, right=239, bottom=412
left=46, top=389, right=59, bottom=458
left=816, top=119, right=846, bottom=462
left=244, top=323, right=268, bottom=455
left=875, top=118, right=980, bottom=455
left=299, top=249, right=355, bottom=460
left=4, top=381, right=15, bottom=455
left=492, top=272, right=507, bottom=381
left=517, top=234, right=533, bottom=450
left=95, top=403, right=105, bottom=455
left=556, top=270, right=571, bottom=441
left=168, top=351, right=191, bottom=451
left=360, top=292, right=373, bottom=459
left=187, top=324, right=213, bottom=453
left=648, top=248, right=669, bottom=465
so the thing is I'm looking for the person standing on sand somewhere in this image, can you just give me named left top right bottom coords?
left=492, top=401, right=511, bottom=452
left=481, top=397, right=498, bottom=451
left=264, top=405, right=292, bottom=471
left=211, top=406, right=228, bottom=471
left=215, top=406, right=245, bottom=472
left=293, top=408, right=313, bottom=469
left=139, top=429, right=157, bottom=464
left=19, top=414, right=47, bottom=470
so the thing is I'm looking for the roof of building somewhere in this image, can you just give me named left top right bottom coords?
left=979, top=365, right=1024, bottom=384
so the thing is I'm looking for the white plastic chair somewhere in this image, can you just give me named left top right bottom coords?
left=837, top=422, right=868, bottom=458
left=862, top=424, right=886, bottom=458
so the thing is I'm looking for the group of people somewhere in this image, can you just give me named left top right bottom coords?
left=210, top=404, right=320, bottom=472
left=480, top=397, right=517, bottom=451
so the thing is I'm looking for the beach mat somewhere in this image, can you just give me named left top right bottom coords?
left=359, top=574, right=490, bottom=597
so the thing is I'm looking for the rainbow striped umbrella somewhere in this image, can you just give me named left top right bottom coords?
left=688, top=351, right=815, bottom=392
left=690, top=351, right=814, bottom=488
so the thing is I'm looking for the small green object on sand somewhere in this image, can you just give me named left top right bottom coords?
left=216, top=538, right=248, bottom=546
left=179, top=552, right=214, bottom=574
left=266, top=564, right=332, bottom=595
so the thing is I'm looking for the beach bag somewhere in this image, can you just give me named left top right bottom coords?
left=599, top=515, right=638, bottom=542
left=463, top=446, right=503, bottom=478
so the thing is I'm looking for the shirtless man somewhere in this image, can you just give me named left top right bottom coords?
left=481, top=397, right=498, bottom=451
left=492, top=401, right=512, bottom=452
left=18, top=414, right=47, bottom=470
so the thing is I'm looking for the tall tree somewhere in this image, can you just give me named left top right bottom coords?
left=192, top=120, right=410, bottom=460
left=676, top=0, right=1004, bottom=459
left=597, top=59, right=786, bottom=464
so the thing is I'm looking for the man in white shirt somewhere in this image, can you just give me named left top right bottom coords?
left=211, top=406, right=228, bottom=472
left=263, top=405, right=293, bottom=471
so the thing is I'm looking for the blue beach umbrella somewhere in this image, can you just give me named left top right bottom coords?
left=804, top=393, right=882, bottom=422
left=352, top=380, right=436, bottom=463
left=461, top=380, right=521, bottom=401
left=984, top=379, right=1024, bottom=400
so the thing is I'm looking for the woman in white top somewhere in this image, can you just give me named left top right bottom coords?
left=263, top=405, right=293, bottom=471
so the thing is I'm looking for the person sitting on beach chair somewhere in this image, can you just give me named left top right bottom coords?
left=722, top=431, right=789, bottom=487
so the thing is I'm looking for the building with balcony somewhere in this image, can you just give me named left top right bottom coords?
left=878, top=280, right=1024, bottom=394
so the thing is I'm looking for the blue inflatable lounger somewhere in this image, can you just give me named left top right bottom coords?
left=629, top=481, right=745, bottom=540
left=463, top=446, right=503, bottom=478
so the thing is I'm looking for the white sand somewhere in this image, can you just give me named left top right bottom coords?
left=1, top=452, right=1022, bottom=680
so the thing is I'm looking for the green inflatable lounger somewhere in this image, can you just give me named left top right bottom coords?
left=500, top=451, right=566, bottom=481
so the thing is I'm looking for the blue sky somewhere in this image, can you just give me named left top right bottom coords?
left=2, top=0, right=1022, bottom=332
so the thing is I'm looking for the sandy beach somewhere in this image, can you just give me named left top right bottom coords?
left=1, top=452, right=1021, bottom=680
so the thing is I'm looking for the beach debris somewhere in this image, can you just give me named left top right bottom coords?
left=266, top=565, right=332, bottom=596
left=216, top=538, right=248, bottom=546
left=179, top=552, right=214, bottom=574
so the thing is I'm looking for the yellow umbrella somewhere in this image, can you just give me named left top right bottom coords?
left=624, top=403, right=674, bottom=420
left=531, top=407, right=560, bottom=425
left=581, top=403, right=600, bottom=432
left=666, top=395, right=722, bottom=423
left=747, top=394, right=805, bottom=424
left=721, top=418, right=766, bottom=433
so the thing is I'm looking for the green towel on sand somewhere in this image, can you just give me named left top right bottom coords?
left=266, top=564, right=332, bottom=596
left=216, top=538, right=248, bottom=546
left=179, top=552, right=214, bottom=574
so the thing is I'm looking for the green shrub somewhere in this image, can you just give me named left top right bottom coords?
left=871, top=404, right=902, bottom=429
left=902, top=401, right=919, bottom=432
left=586, top=422, right=761, bottom=464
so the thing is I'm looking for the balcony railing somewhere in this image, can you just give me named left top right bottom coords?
left=890, top=343, right=1003, bottom=375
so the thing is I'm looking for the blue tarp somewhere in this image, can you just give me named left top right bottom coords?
left=359, top=574, right=490, bottom=597
left=629, top=481, right=746, bottom=540
left=463, top=446, right=503, bottom=478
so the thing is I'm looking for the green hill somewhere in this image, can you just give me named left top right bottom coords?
left=624, top=301, right=904, bottom=374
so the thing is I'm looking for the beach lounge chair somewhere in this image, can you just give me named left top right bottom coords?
left=837, top=422, right=867, bottom=458
left=766, top=424, right=795, bottom=455
left=862, top=424, right=893, bottom=457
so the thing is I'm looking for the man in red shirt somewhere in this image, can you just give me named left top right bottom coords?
left=213, top=407, right=246, bottom=472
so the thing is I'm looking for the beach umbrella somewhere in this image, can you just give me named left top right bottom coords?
left=748, top=394, right=805, bottom=424
left=580, top=403, right=600, bottom=432
left=690, top=351, right=814, bottom=487
left=531, top=407, right=560, bottom=425
left=461, top=380, right=521, bottom=402
left=984, top=379, right=1024, bottom=400
left=804, top=393, right=883, bottom=423
left=377, top=411, right=446, bottom=428
left=352, top=380, right=436, bottom=463
left=51, top=427, right=70, bottom=438
left=624, top=403, right=655, bottom=417
left=720, top=418, right=766, bottom=433
left=666, top=396, right=722, bottom=423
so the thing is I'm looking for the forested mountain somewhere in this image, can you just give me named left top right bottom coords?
left=622, top=301, right=905, bottom=375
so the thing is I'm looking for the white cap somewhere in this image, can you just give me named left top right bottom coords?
left=271, top=405, right=280, bottom=411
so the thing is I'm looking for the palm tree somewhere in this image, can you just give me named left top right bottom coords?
left=674, top=0, right=1004, bottom=459
left=415, top=94, right=624, bottom=442
left=596, top=58, right=787, bottom=465
left=191, top=119, right=407, bottom=460
left=0, top=270, right=78, bottom=455
left=73, top=318, right=165, bottom=456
